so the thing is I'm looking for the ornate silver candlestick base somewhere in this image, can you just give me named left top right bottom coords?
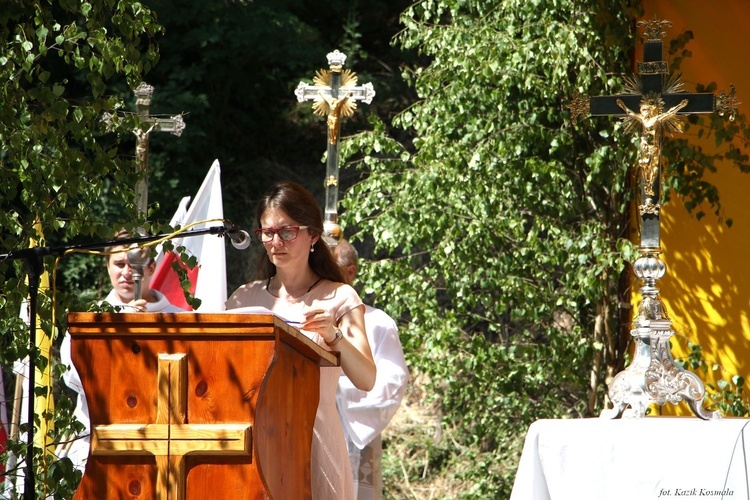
left=601, top=252, right=721, bottom=420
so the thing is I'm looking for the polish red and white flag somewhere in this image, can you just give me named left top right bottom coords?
left=151, top=160, right=227, bottom=311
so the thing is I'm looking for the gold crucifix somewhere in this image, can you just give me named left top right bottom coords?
left=616, top=95, right=688, bottom=196
left=570, top=16, right=739, bottom=420
left=295, top=50, right=376, bottom=244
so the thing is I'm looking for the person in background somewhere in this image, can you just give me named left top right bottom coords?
left=225, top=181, right=376, bottom=500
left=93, top=229, right=186, bottom=312
left=59, top=231, right=185, bottom=471
left=334, top=239, right=409, bottom=499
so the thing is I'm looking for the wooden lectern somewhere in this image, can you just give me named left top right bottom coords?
left=67, top=312, right=338, bottom=499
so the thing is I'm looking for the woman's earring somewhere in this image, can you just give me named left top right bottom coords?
left=310, top=243, right=315, bottom=253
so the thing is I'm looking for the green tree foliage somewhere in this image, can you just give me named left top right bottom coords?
left=339, top=1, right=750, bottom=496
left=0, top=1, right=162, bottom=495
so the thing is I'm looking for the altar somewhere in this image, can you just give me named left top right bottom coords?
left=510, top=418, right=750, bottom=500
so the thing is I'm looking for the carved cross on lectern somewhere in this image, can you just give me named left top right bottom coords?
left=132, top=82, right=186, bottom=215
left=295, top=50, right=375, bottom=245
left=90, top=354, right=251, bottom=499
left=569, top=17, right=739, bottom=420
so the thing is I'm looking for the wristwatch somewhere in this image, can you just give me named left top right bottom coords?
left=325, top=328, right=344, bottom=346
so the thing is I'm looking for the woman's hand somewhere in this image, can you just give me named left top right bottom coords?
left=300, top=308, right=337, bottom=343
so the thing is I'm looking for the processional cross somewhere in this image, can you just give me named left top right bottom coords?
left=103, top=83, right=186, bottom=216
left=569, top=17, right=739, bottom=420
left=132, top=82, right=186, bottom=215
left=295, top=50, right=375, bottom=244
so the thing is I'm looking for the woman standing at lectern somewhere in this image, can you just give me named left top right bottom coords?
left=225, top=181, right=375, bottom=500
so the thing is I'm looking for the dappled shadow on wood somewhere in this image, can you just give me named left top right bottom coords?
left=68, top=312, right=336, bottom=499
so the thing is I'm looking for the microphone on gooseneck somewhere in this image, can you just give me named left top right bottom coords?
left=126, top=246, right=151, bottom=301
left=224, top=221, right=251, bottom=250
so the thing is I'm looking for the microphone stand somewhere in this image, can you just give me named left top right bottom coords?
left=0, top=224, right=235, bottom=499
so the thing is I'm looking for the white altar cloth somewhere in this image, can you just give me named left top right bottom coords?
left=510, top=417, right=750, bottom=500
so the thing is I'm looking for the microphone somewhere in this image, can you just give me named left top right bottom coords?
left=126, top=246, right=151, bottom=301
left=225, top=221, right=251, bottom=250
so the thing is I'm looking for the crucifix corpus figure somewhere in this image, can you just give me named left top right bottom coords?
left=616, top=95, right=687, bottom=197
left=568, top=16, right=739, bottom=420
left=323, top=92, right=353, bottom=145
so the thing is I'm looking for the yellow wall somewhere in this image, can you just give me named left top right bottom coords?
left=641, top=1, right=750, bottom=414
